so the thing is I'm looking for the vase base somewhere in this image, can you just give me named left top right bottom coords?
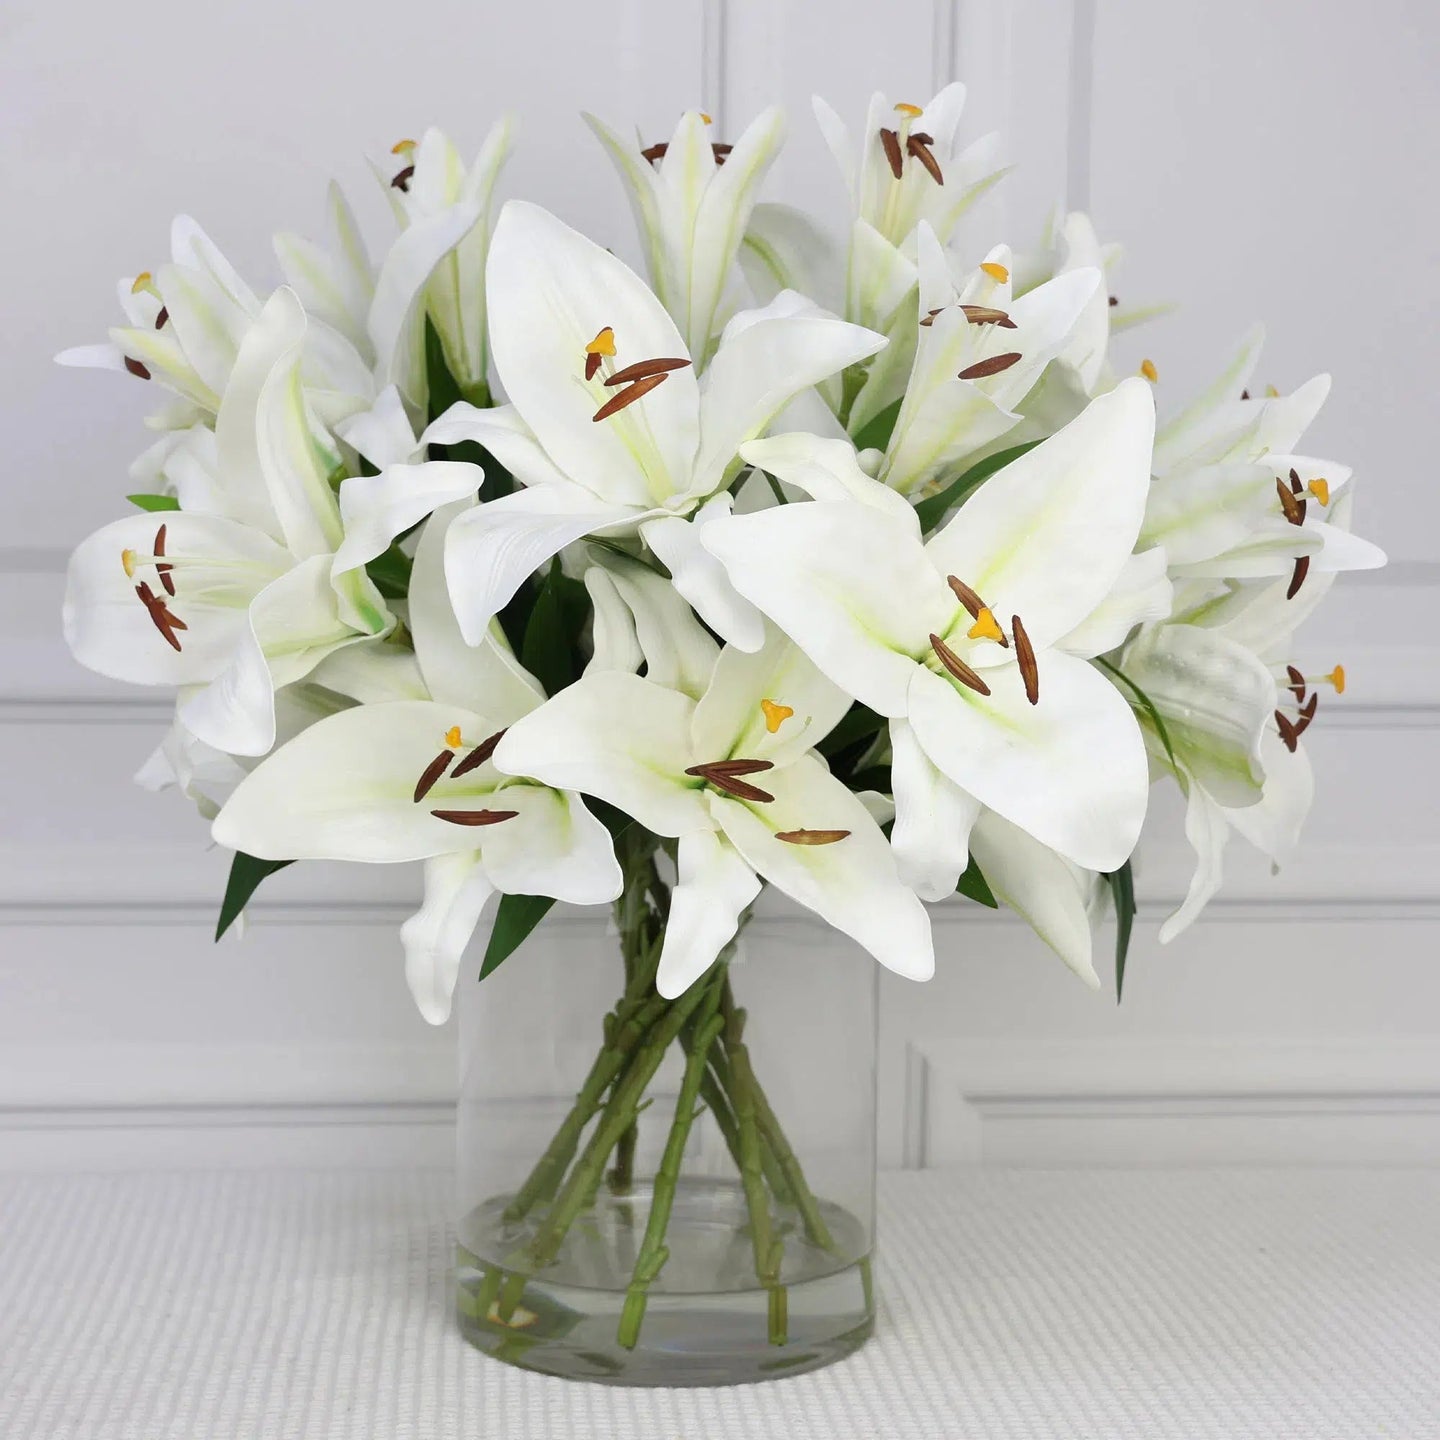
left=456, top=1178, right=875, bottom=1386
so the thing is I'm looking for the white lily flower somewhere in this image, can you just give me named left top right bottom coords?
left=1143, top=330, right=1387, bottom=588
left=585, top=107, right=785, bottom=363
left=703, top=379, right=1158, bottom=895
left=211, top=500, right=615, bottom=1023
left=493, top=615, right=933, bottom=998
left=435, top=201, right=885, bottom=648
left=63, top=289, right=394, bottom=756
left=383, top=123, right=514, bottom=403
left=873, top=227, right=1103, bottom=496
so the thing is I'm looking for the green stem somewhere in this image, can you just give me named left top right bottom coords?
left=724, top=1002, right=787, bottom=1345
left=617, top=974, right=727, bottom=1348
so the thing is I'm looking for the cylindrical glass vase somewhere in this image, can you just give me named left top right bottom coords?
left=455, top=864, right=877, bottom=1387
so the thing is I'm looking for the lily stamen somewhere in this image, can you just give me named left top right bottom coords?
left=878, top=127, right=904, bottom=180
left=1286, top=555, right=1310, bottom=600
left=958, top=352, right=1022, bottom=381
left=430, top=808, right=519, bottom=827
left=413, top=750, right=456, bottom=803
left=711, top=142, right=733, bottom=166
left=775, top=829, right=851, bottom=846
left=154, top=306, right=169, bottom=330
left=960, top=305, right=1017, bottom=329
left=134, top=580, right=186, bottom=652
left=124, top=357, right=151, bottom=380
left=929, top=633, right=991, bottom=696
left=452, top=729, right=507, bottom=778
left=592, top=371, right=670, bottom=422
left=602, top=357, right=691, bottom=387
left=153, top=523, right=175, bottom=597
left=1012, top=614, right=1039, bottom=705
left=906, top=132, right=943, bottom=184
left=1274, top=710, right=1300, bottom=753
left=641, top=142, right=668, bottom=165
left=390, top=165, right=415, bottom=192
left=685, top=758, right=776, bottom=804
left=1276, top=477, right=1305, bottom=526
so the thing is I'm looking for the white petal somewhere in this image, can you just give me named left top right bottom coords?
left=584, top=568, right=645, bottom=677
left=422, top=402, right=602, bottom=498
left=476, top=786, right=623, bottom=905
left=1140, top=461, right=1279, bottom=568
left=905, top=651, right=1149, bottom=872
left=409, top=501, right=544, bottom=719
left=692, top=293, right=886, bottom=495
left=491, top=672, right=712, bottom=839
left=56, top=343, right=128, bottom=372
left=640, top=499, right=767, bottom=652
left=925, top=378, right=1156, bottom=656
left=691, top=628, right=852, bottom=769
left=486, top=201, right=699, bottom=506
left=332, top=461, right=480, bottom=574
left=444, top=483, right=644, bottom=645
left=401, top=853, right=494, bottom=1024
left=1058, top=548, right=1174, bottom=658
left=846, top=220, right=918, bottom=333
left=888, top=716, right=981, bottom=900
left=1309, top=521, right=1387, bottom=573
left=1153, top=325, right=1265, bottom=474
left=741, top=203, right=842, bottom=310
left=1226, top=729, right=1313, bottom=867
left=1158, top=778, right=1230, bottom=944
left=739, top=432, right=921, bottom=532
left=968, top=810, right=1098, bottom=986
left=713, top=756, right=934, bottom=982
left=211, top=700, right=515, bottom=861
left=335, top=385, right=420, bottom=469
left=701, top=501, right=947, bottom=716
left=657, top=831, right=763, bottom=999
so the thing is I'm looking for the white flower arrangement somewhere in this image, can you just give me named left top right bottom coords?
left=61, top=88, right=1386, bottom=1028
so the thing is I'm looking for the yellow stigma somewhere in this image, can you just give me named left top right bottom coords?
left=1265, top=383, right=1280, bottom=398
left=894, top=102, right=924, bottom=118
left=1328, top=664, right=1346, bottom=695
left=130, top=271, right=154, bottom=295
left=967, top=606, right=1005, bottom=644
left=585, top=326, right=616, bottom=358
left=1307, top=478, right=1331, bottom=506
left=445, top=725, right=462, bottom=748
left=700, top=112, right=713, bottom=126
left=390, top=138, right=417, bottom=155
left=979, top=261, right=1010, bottom=283
left=121, top=548, right=137, bottom=578
left=1140, top=358, right=1159, bottom=383
left=760, top=698, right=794, bottom=734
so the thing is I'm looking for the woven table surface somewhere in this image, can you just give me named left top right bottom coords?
left=2, top=1167, right=1437, bottom=1438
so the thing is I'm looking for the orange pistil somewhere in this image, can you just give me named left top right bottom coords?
left=760, top=699, right=794, bottom=733
left=979, top=261, right=1010, bottom=283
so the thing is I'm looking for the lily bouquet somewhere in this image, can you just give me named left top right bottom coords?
left=61, top=87, right=1384, bottom=1379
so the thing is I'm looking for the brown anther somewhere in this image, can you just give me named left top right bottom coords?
left=711, top=143, right=732, bottom=165
left=592, top=371, right=670, bottom=422
left=1286, top=555, right=1310, bottom=600
left=429, top=808, right=519, bottom=827
left=946, top=574, right=984, bottom=619
left=1293, top=692, right=1319, bottom=736
left=879, top=127, right=904, bottom=180
left=154, top=306, right=169, bottom=329
left=154, top=523, right=175, bottom=596
left=958, top=352, right=1023, bottom=381
left=707, top=774, right=775, bottom=803
left=641, top=142, right=669, bottom=165
left=413, top=750, right=455, bottom=803
left=603, top=357, right=692, bottom=387
left=929, top=633, right=991, bottom=696
left=1109, top=295, right=1119, bottom=307
left=135, top=580, right=186, bottom=652
left=390, top=165, right=415, bottom=192
left=1012, top=614, right=1039, bottom=706
left=1276, top=477, right=1304, bottom=526
left=775, top=829, right=851, bottom=846
left=906, top=133, right=943, bottom=184
left=123, top=356, right=151, bottom=380
left=918, top=307, right=945, bottom=328
left=1240, top=389, right=1250, bottom=400
left=585, top=352, right=603, bottom=381
left=960, top=305, right=1017, bottom=329
left=451, top=729, right=506, bottom=778
left=684, top=759, right=775, bottom=804
left=1286, top=665, right=1307, bottom=703
left=1289, top=467, right=1303, bottom=493
left=1274, top=710, right=1299, bottom=753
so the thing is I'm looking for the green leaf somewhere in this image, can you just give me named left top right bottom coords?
left=956, top=858, right=999, bottom=908
left=818, top=703, right=885, bottom=760
left=480, top=893, right=556, bottom=980
left=1105, top=861, right=1136, bottom=1002
left=424, top=316, right=464, bottom=424
left=1093, top=656, right=1179, bottom=771
left=520, top=560, right=590, bottom=696
left=762, top=470, right=790, bottom=506
left=216, top=852, right=295, bottom=941
left=913, top=439, right=1044, bottom=533
left=127, top=492, right=180, bottom=512
left=851, top=398, right=903, bottom=453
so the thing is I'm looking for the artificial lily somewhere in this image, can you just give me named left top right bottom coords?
left=436, top=201, right=886, bottom=649
left=703, top=379, right=1158, bottom=896
left=380, top=123, right=515, bottom=405
left=586, top=107, right=785, bottom=363
left=1141, top=329, right=1387, bottom=590
left=63, top=289, right=394, bottom=756
left=863, top=226, right=1103, bottom=492
left=211, top=500, right=618, bottom=1022
left=492, top=608, right=934, bottom=998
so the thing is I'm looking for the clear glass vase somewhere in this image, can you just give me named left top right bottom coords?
left=455, top=838, right=877, bottom=1387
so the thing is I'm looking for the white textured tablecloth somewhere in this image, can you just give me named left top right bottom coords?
left=2, top=1168, right=1437, bottom=1438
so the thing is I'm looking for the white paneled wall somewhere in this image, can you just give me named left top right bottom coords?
left=2, top=0, right=1437, bottom=1170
